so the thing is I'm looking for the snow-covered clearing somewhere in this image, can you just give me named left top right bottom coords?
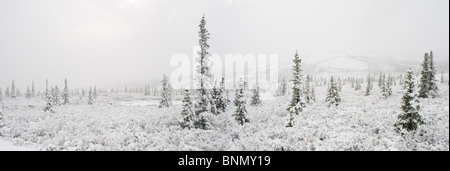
left=0, top=83, right=448, bottom=151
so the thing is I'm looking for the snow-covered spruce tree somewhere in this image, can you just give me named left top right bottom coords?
left=193, top=15, right=217, bottom=129
left=325, top=76, right=342, bottom=107
left=180, top=90, right=195, bottom=129
left=31, top=81, right=35, bottom=97
left=287, top=51, right=305, bottom=116
left=44, top=80, right=54, bottom=113
left=395, top=68, right=424, bottom=132
left=159, top=75, right=172, bottom=108
left=251, top=86, right=262, bottom=106
left=11, top=80, right=16, bottom=99
left=52, top=86, right=61, bottom=106
left=380, top=73, right=385, bottom=89
left=88, top=86, right=93, bottom=105
left=0, top=88, right=3, bottom=102
left=365, top=75, right=373, bottom=96
left=234, top=80, right=250, bottom=125
left=212, top=78, right=229, bottom=113
left=418, top=53, right=430, bottom=98
left=63, top=79, right=70, bottom=105
left=385, top=74, right=393, bottom=98
left=381, top=74, right=390, bottom=99
left=216, top=77, right=228, bottom=112
left=427, top=51, right=438, bottom=98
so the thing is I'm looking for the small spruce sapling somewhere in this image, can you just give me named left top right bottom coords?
left=233, top=80, right=250, bottom=125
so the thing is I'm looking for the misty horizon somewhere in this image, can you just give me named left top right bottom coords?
left=1, top=0, right=449, bottom=90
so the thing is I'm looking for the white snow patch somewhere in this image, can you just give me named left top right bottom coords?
left=261, top=92, right=275, bottom=101
left=0, top=139, right=33, bottom=151
left=119, top=100, right=182, bottom=106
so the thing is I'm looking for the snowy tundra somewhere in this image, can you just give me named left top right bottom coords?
left=0, top=82, right=448, bottom=151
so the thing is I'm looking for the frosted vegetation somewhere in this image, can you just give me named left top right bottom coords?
left=0, top=79, right=448, bottom=151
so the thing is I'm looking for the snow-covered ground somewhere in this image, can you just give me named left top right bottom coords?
left=0, top=82, right=448, bottom=151
left=0, top=139, right=33, bottom=151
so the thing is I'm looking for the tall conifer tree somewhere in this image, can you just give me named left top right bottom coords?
left=395, top=68, right=424, bottom=132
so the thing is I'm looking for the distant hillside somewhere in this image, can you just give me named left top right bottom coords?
left=276, top=54, right=449, bottom=80
left=284, top=54, right=449, bottom=74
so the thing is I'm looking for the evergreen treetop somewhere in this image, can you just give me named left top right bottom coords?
left=325, top=76, right=341, bottom=107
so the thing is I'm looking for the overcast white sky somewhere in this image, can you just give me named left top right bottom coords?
left=0, top=0, right=448, bottom=90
